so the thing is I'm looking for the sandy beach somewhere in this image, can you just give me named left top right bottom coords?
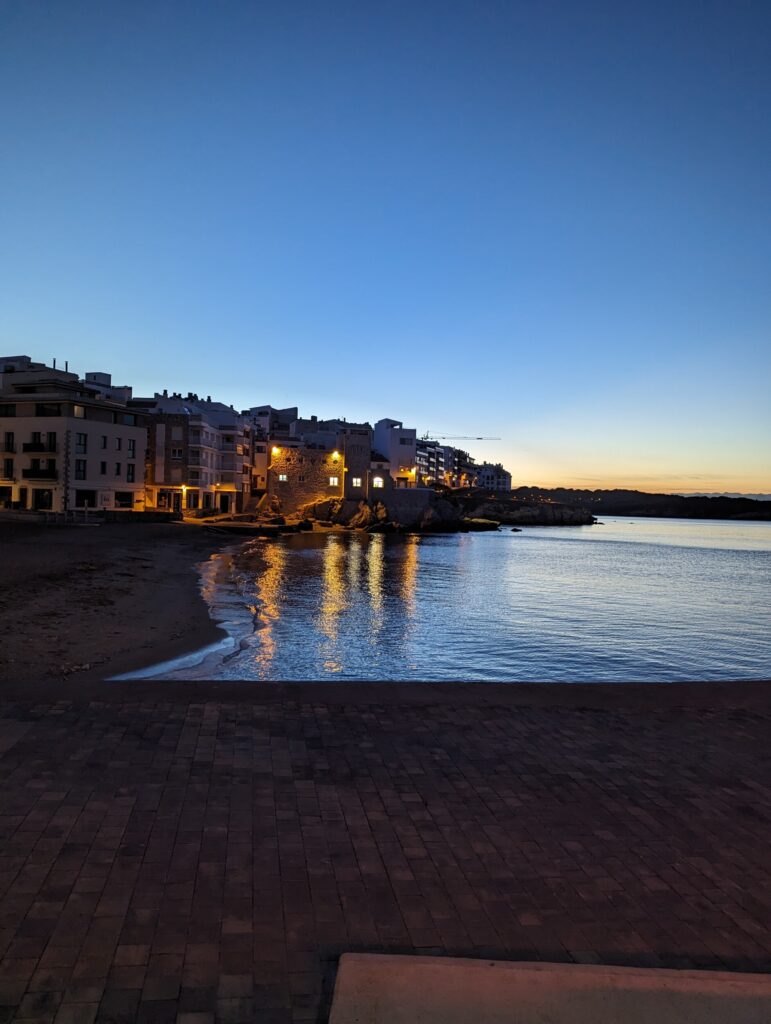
left=0, top=520, right=229, bottom=691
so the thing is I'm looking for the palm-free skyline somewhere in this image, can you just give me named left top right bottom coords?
left=1, top=1, right=769, bottom=492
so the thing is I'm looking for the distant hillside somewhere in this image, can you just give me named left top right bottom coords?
left=511, top=487, right=771, bottom=521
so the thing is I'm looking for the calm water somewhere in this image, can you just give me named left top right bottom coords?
left=166, top=517, right=771, bottom=682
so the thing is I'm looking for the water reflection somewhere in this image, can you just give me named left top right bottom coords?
left=366, top=535, right=384, bottom=643
left=250, top=540, right=286, bottom=674
left=156, top=520, right=771, bottom=682
left=316, top=536, right=349, bottom=672
left=399, top=535, right=419, bottom=615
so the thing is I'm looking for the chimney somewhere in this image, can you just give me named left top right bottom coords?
left=53, top=358, right=56, bottom=369
left=163, top=389, right=168, bottom=397
left=206, top=395, right=211, bottom=403
left=65, top=361, right=68, bottom=372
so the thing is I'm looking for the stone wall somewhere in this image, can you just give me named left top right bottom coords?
left=268, top=447, right=344, bottom=512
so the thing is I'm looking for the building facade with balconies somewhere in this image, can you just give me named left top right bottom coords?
left=0, top=356, right=147, bottom=512
left=131, top=392, right=253, bottom=513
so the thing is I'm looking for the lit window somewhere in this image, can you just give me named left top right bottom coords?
left=373, top=476, right=384, bottom=488
left=351, top=477, right=362, bottom=487
left=329, top=476, right=339, bottom=487
left=73, top=405, right=85, bottom=418
left=278, top=473, right=288, bottom=482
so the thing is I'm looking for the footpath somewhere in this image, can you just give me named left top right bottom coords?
left=0, top=680, right=768, bottom=1023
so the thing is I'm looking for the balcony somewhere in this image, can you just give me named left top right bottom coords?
left=0, top=443, right=15, bottom=453
left=22, top=468, right=58, bottom=480
left=23, top=442, right=58, bottom=453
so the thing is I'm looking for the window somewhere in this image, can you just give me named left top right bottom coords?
left=298, top=475, right=305, bottom=483
left=373, top=476, right=384, bottom=488
left=75, top=433, right=87, bottom=454
left=278, top=473, right=288, bottom=482
left=329, top=476, right=339, bottom=487
left=399, top=438, right=411, bottom=445
left=3, top=432, right=13, bottom=451
left=121, top=414, right=136, bottom=426
left=100, top=462, right=107, bottom=475
left=75, top=459, right=87, bottom=480
left=171, top=448, right=183, bottom=459
left=115, top=437, right=122, bottom=451
left=127, top=439, right=136, bottom=458
left=101, top=435, right=108, bottom=449
left=115, top=463, right=122, bottom=476
left=0, top=404, right=16, bottom=417
left=126, top=464, right=135, bottom=483
left=36, top=402, right=62, bottom=416
left=73, top=405, right=84, bottom=418
left=3, top=459, right=12, bottom=479
left=352, top=477, right=362, bottom=487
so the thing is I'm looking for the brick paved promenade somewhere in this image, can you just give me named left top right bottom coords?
left=0, top=681, right=769, bottom=1023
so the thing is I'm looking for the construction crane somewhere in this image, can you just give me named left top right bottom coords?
left=420, top=432, right=501, bottom=441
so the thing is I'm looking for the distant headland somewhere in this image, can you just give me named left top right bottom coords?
left=512, top=487, right=771, bottom=522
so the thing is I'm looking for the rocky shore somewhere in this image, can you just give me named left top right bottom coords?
left=292, top=489, right=596, bottom=532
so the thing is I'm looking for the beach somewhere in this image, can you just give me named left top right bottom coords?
left=0, top=521, right=228, bottom=693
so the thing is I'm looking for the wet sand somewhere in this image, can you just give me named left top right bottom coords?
left=0, top=520, right=229, bottom=693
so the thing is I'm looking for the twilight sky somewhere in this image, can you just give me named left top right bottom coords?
left=1, top=0, right=769, bottom=492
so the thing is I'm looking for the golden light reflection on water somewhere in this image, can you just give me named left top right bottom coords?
left=400, top=536, right=419, bottom=617
left=366, top=535, right=384, bottom=643
left=250, top=540, right=287, bottom=674
left=316, top=536, right=349, bottom=672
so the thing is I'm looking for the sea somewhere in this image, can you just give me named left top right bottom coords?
left=135, top=517, right=771, bottom=683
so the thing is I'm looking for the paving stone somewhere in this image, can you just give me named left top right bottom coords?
left=0, top=689, right=767, bottom=1021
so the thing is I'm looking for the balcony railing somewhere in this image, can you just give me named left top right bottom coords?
left=22, top=468, right=58, bottom=480
left=23, top=442, right=58, bottom=453
left=0, top=443, right=15, bottom=453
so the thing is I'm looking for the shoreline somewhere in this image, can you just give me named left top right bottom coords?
left=0, top=521, right=232, bottom=693
left=2, top=520, right=770, bottom=701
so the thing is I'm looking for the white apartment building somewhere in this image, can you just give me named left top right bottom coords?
left=0, top=357, right=146, bottom=512
left=373, top=418, right=418, bottom=488
left=475, top=462, right=512, bottom=491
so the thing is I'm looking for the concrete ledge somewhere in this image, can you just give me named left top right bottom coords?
left=329, top=954, right=771, bottom=1023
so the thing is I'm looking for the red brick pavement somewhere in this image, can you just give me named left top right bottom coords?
left=0, top=684, right=769, bottom=1022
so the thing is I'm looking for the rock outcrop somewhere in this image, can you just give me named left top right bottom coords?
left=290, top=491, right=594, bottom=532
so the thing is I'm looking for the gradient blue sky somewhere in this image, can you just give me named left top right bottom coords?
left=1, top=0, right=769, bottom=491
